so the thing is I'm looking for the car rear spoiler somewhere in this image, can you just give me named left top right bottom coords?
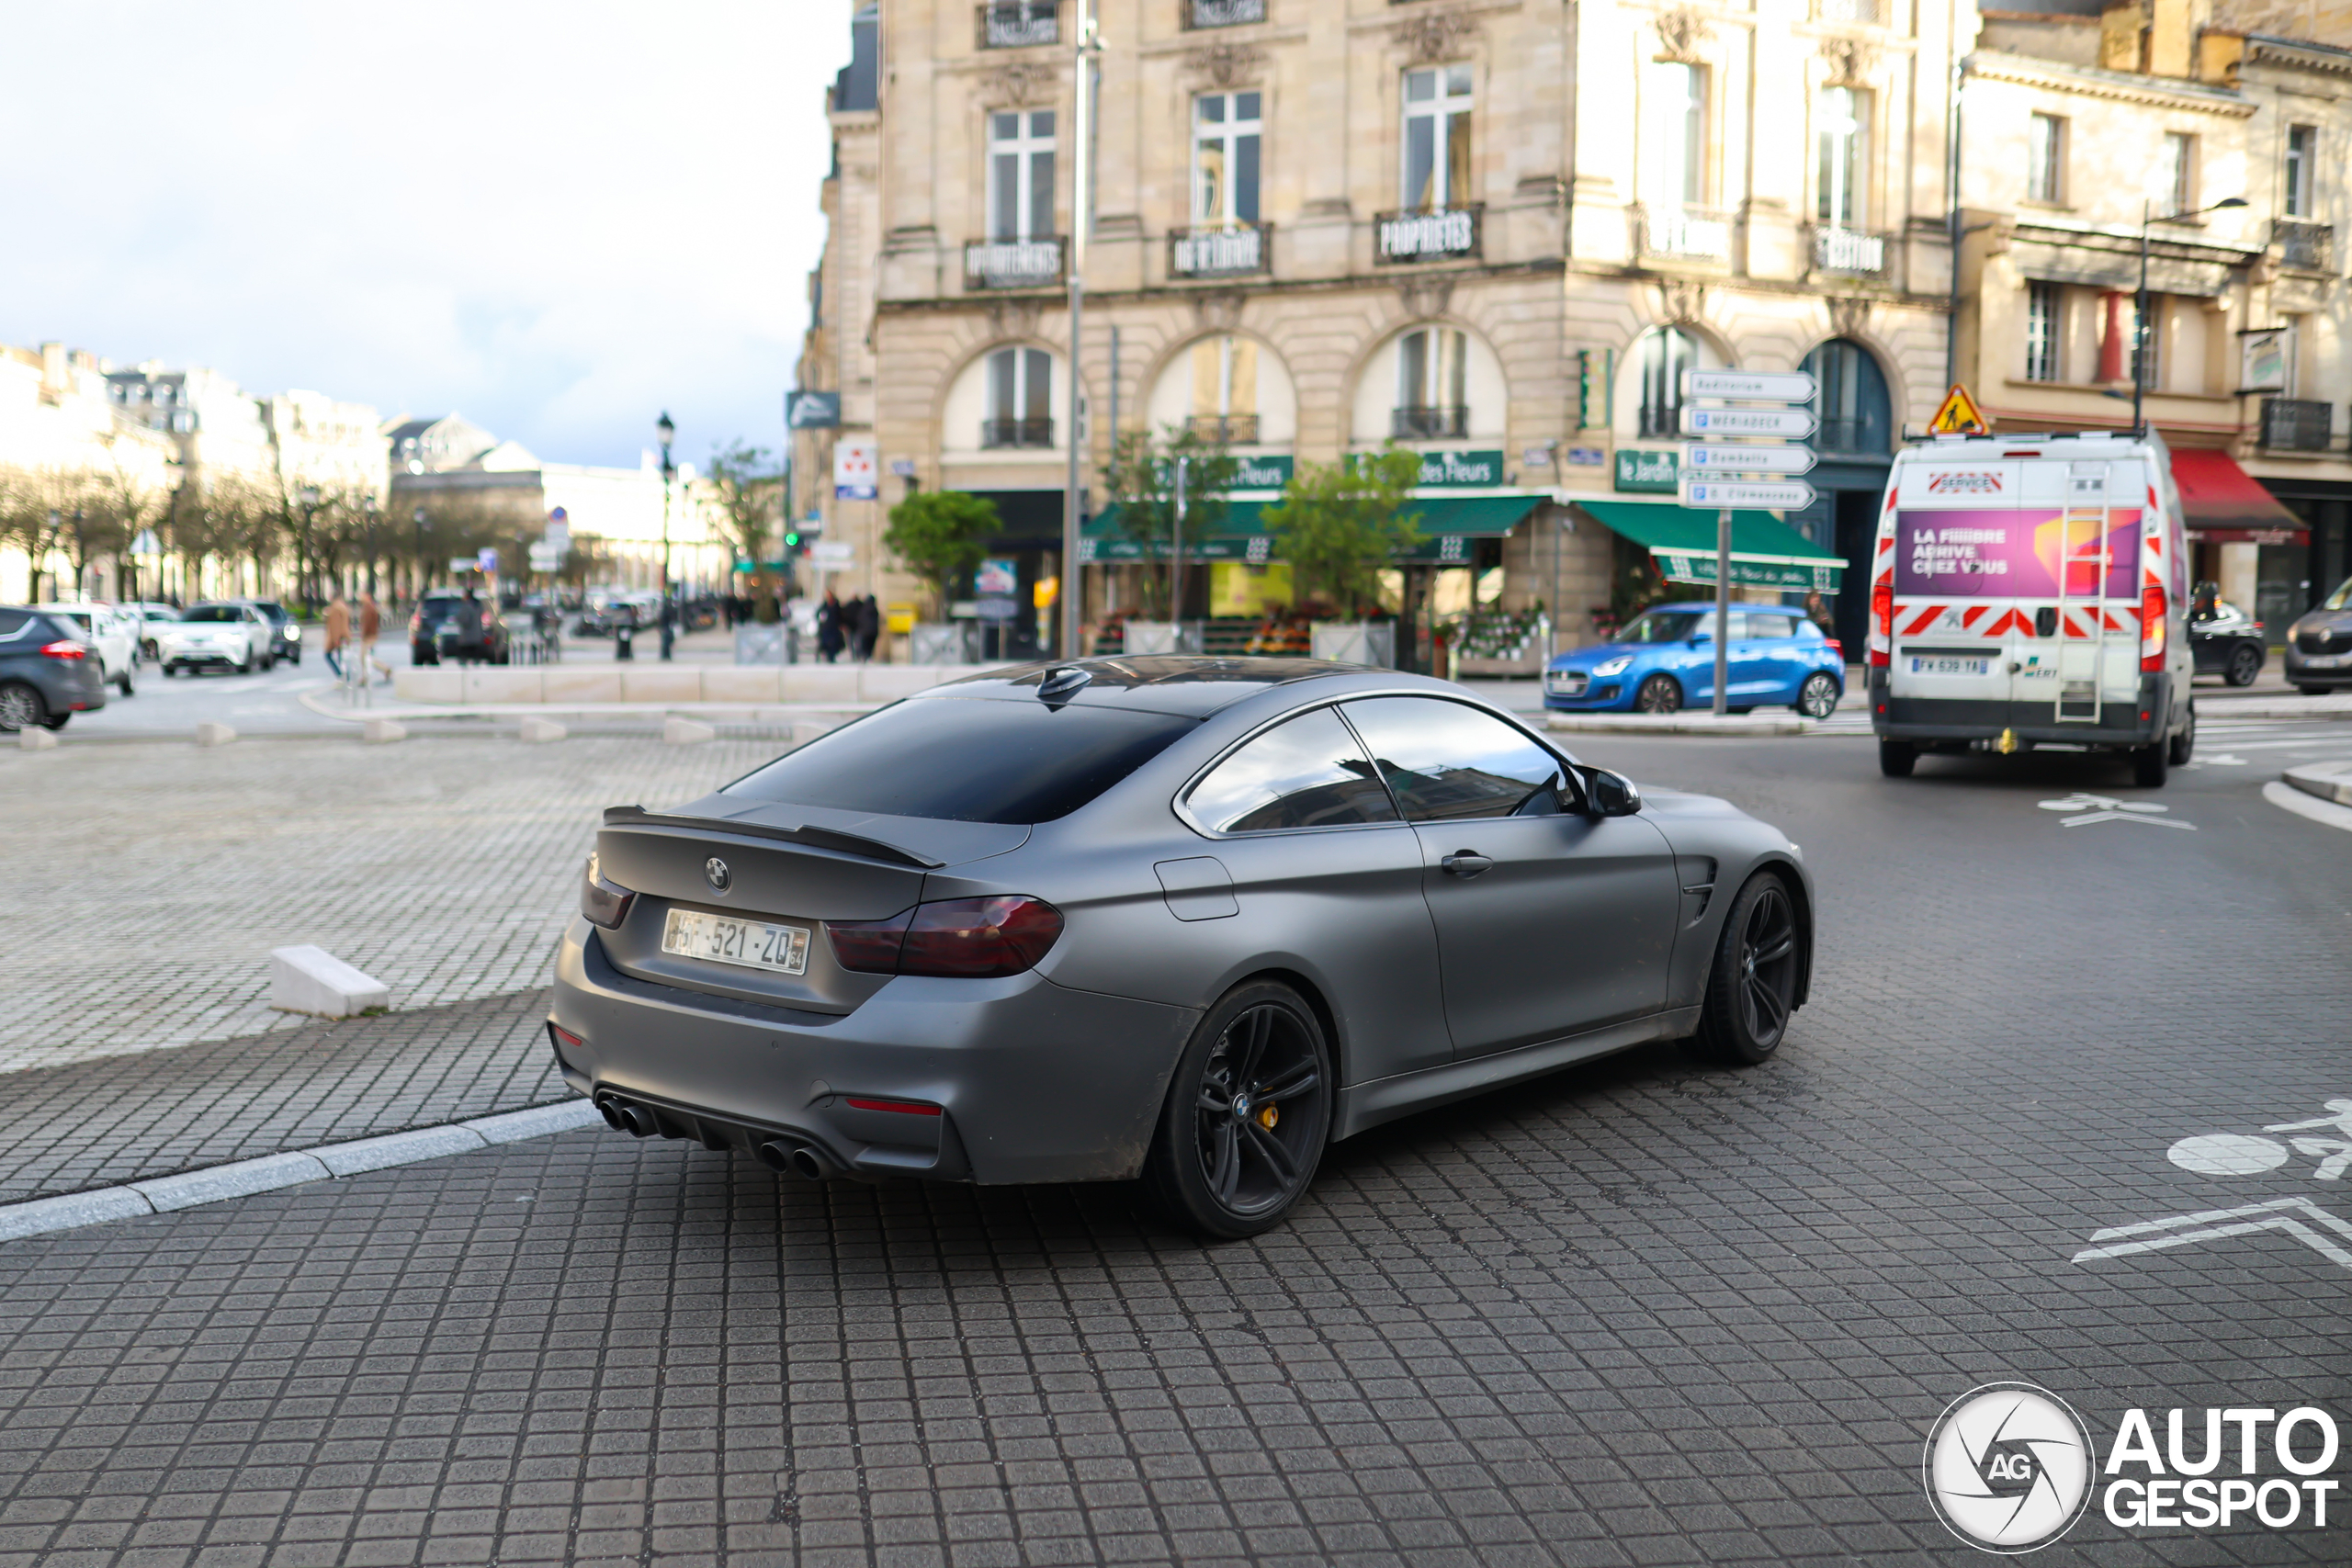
left=600, top=805, right=944, bottom=869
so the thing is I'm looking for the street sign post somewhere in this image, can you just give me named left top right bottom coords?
left=1683, top=369, right=1818, bottom=402
left=1679, top=406, right=1817, bottom=438
left=1682, top=444, right=1817, bottom=475
left=1678, top=478, right=1818, bottom=510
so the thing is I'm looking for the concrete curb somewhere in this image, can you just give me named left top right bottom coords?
left=2283, top=761, right=2352, bottom=807
left=2265, top=780, right=2352, bottom=834
left=2194, top=695, right=2352, bottom=719
left=1545, top=712, right=1815, bottom=736
left=0, top=1099, right=602, bottom=1245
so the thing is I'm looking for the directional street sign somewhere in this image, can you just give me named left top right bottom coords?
left=1682, top=368, right=1818, bottom=402
left=1682, top=443, right=1817, bottom=475
left=1678, top=477, right=1818, bottom=510
left=1681, top=406, right=1817, bottom=438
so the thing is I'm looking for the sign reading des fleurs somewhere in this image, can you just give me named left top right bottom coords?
left=1341, top=449, right=1506, bottom=488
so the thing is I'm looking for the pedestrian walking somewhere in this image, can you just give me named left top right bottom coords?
left=854, top=594, right=882, bottom=662
left=323, top=591, right=350, bottom=679
left=1803, top=589, right=1833, bottom=636
left=358, top=592, right=391, bottom=684
left=817, top=591, right=845, bottom=663
left=454, top=589, right=487, bottom=665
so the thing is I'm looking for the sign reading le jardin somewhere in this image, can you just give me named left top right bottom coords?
left=1615, top=448, right=1678, bottom=493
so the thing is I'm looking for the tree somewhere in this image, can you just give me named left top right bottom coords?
left=883, top=490, right=1001, bottom=619
left=707, top=439, right=786, bottom=621
left=1260, top=448, right=1424, bottom=618
left=1098, top=424, right=1242, bottom=619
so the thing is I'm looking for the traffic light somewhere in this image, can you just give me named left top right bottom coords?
left=785, top=530, right=800, bottom=549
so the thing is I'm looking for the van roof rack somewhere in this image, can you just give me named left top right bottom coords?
left=1911, top=430, right=2139, bottom=446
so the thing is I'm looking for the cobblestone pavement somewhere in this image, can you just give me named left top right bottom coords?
left=0, top=988, right=559, bottom=1204
left=2, top=736, right=2348, bottom=1564
left=0, top=735, right=783, bottom=1075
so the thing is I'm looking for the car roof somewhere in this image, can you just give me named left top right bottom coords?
left=921, top=655, right=1453, bottom=719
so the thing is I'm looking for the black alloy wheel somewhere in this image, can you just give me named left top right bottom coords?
left=1692, top=874, right=1801, bottom=1066
left=1796, top=671, right=1839, bottom=720
left=0, top=681, right=42, bottom=733
left=2226, top=643, right=2262, bottom=687
left=1634, top=673, right=1683, bottom=715
left=1143, top=981, right=1332, bottom=1239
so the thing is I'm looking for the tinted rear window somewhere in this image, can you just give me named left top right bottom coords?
left=726, top=697, right=1195, bottom=824
left=182, top=604, right=243, bottom=623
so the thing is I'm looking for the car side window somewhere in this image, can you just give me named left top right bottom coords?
left=0, top=610, right=29, bottom=639
left=1187, top=707, right=1400, bottom=833
left=1745, top=613, right=1796, bottom=639
left=1340, top=697, right=1571, bottom=822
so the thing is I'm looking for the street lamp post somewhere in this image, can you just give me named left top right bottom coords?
left=657, top=411, right=677, bottom=660
left=2133, top=197, right=2247, bottom=431
left=363, top=495, right=379, bottom=597
left=299, top=485, right=321, bottom=604
left=1060, top=0, right=1101, bottom=660
left=413, top=506, right=429, bottom=602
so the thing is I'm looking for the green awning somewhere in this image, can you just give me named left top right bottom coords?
left=1575, top=500, right=1848, bottom=591
left=1082, top=494, right=1540, bottom=564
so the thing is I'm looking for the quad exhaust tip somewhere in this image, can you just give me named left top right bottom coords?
left=599, top=1094, right=839, bottom=1177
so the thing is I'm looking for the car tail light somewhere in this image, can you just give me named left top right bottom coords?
left=40, top=640, right=88, bottom=660
left=548, top=1021, right=584, bottom=1052
left=844, top=1097, right=941, bottom=1116
left=1868, top=583, right=1893, bottom=668
left=829, top=896, right=1063, bottom=978
left=580, top=852, right=636, bottom=929
left=2141, top=584, right=2167, bottom=672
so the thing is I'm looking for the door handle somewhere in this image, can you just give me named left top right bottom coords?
left=1441, top=851, right=1494, bottom=878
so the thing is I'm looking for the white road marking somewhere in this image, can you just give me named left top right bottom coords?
left=2075, top=1196, right=2352, bottom=1271
left=2265, top=780, right=2352, bottom=833
left=2036, top=793, right=2194, bottom=829
left=2169, top=1134, right=2290, bottom=1175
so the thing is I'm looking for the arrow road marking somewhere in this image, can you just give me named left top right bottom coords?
left=2075, top=1196, right=2352, bottom=1271
left=2059, top=810, right=2196, bottom=829
left=2035, top=793, right=2195, bottom=829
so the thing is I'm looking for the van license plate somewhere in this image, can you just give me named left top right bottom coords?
left=661, top=908, right=810, bottom=976
left=1909, top=654, right=1990, bottom=676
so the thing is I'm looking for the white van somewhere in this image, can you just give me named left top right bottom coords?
left=1866, top=430, right=2195, bottom=785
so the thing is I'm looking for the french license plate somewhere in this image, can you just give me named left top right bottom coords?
left=1909, top=655, right=1990, bottom=676
left=661, top=908, right=809, bottom=976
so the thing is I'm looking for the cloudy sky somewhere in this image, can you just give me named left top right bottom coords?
left=0, top=1, right=843, bottom=470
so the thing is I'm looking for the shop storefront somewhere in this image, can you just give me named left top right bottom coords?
left=1572, top=500, right=1848, bottom=637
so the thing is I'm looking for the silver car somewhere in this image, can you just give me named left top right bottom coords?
left=548, top=657, right=1815, bottom=1236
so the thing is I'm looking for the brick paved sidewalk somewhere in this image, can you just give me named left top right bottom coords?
left=0, top=987, right=564, bottom=1205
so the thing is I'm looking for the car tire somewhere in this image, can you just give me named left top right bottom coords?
left=2167, top=705, right=2196, bottom=767
left=1139, top=979, right=1334, bottom=1241
left=1634, top=673, right=1683, bottom=715
left=1690, top=873, right=1802, bottom=1066
left=2225, top=644, right=2262, bottom=687
left=0, top=681, right=42, bottom=733
left=1878, top=739, right=1917, bottom=777
left=116, top=668, right=134, bottom=697
left=237, top=649, right=254, bottom=675
left=2132, top=739, right=2169, bottom=788
left=1796, top=671, right=1840, bottom=719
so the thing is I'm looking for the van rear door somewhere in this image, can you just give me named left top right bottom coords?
left=1888, top=459, right=2021, bottom=707
left=2007, top=459, right=2143, bottom=723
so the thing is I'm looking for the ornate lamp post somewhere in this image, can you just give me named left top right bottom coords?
left=413, top=505, right=429, bottom=602
left=2132, top=197, right=2246, bottom=431
left=657, top=411, right=677, bottom=660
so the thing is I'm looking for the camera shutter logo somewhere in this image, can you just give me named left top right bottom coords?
left=705, top=858, right=730, bottom=893
left=1924, top=1382, right=2095, bottom=1552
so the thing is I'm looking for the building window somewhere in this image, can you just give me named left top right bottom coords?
left=1816, top=86, right=1867, bottom=228
left=1395, top=326, right=1468, bottom=439
left=1189, top=336, right=1260, bottom=445
left=1637, top=327, right=1698, bottom=438
left=1194, top=92, right=1261, bottom=227
left=983, top=347, right=1054, bottom=447
left=2027, top=113, right=2064, bottom=204
left=989, top=110, right=1056, bottom=240
left=2025, top=282, right=2063, bottom=382
left=1647, top=62, right=1705, bottom=209
left=2154, top=131, right=2195, bottom=215
left=2132, top=297, right=2162, bottom=390
left=1401, top=65, right=1472, bottom=211
left=2286, top=124, right=2316, bottom=217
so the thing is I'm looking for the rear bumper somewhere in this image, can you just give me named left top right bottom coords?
left=548, top=919, right=1198, bottom=1185
left=1870, top=670, right=2171, bottom=748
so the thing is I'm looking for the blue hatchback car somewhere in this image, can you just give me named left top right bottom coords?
left=1544, top=603, right=1845, bottom=716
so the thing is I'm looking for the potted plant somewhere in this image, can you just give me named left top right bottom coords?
left=1100, top=425, right=1241, bottom=654
left=1261, top=448, right=1423, bottom=667
left=1453, top=603, right=1552, bottom=677
left=883, top=489, right=1000, bottom=663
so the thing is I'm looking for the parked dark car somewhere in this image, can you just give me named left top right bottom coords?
left=2286, top=575, right=2352, bottom=694
left=549, top=656, right=1815, bottom=1237
left=242, top=598, right=304, bottom=666
left=408, top=593, right=510, bottom=665
left=0, top=606, right=107, bottom=731
left=2187, top=590, right=2267, bottom=687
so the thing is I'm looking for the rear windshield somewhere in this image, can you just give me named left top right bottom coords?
left=726, top=697, right=1196, bottom=824
left=181, top=604, right=243, bottom=623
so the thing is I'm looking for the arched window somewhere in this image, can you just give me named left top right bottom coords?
left=1802, top=339, right=1891, bottom=454
left=1637, top=328, right=1698, bottom=438
left=1396, top=326, right=1468, bottom=438
left=984, top=347, right=1054, bottom=447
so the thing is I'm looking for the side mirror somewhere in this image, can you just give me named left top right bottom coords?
left=1582, top=767, right=1642, bottom=818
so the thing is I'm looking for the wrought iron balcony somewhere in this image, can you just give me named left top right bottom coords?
left=1169, top=223, right=1269, bottom=278
left=1636, top=204, right=1734, bottom=262
left=981, top=417, right=1057, bottom=449
left=965, top=236, right=1066, bottom=289
left=1374, top=206, right=1482, bottom=265
left=2261, top=397, right=2332, bottom=452
left=1185, top=414, right=1261, bottom=445
left=2273, top=219, right=2334, bottom=272
left=1810, top=224, right=1887, bottom=276
left=978, top=1, right=1058, bottom=48
left=1186, top=0, right=1266, bottom=25
left=1392, top=405, right=1468, bottom=439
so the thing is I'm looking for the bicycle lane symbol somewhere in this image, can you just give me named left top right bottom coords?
left=2038, top=794, right=2196, bottom=829
left=2075, top=1099, right=2352, bottom=1272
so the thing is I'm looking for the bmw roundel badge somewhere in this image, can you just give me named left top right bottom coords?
left=705, top=857, right=730, bottom=892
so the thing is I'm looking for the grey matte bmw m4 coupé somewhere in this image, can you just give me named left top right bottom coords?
left=548, top=656, right=1814, bottom=1236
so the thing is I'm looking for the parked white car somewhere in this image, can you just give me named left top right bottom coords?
left=45, top=602, right=140, bottom=695
left=158, top=601, right=272, bottom=675
left=131, top=603, right=181, bottom=660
